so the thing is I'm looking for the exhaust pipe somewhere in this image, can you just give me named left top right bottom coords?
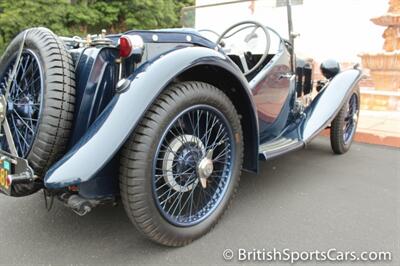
left=60, top=193, right=116, bottom=216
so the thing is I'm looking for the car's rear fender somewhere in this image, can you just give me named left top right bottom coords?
left=44, top=46, right=259, bottom=189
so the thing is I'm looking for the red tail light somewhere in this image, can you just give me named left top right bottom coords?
left=119, top=35, right=144, bottom=58
left=119, top=36, right=132, bottom=58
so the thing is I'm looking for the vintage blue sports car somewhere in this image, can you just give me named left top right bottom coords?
left=0, top=2, right=362, bottom=246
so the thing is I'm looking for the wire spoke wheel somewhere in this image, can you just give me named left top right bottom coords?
left=0, top=50, right=44, bottom=157
left=0, top=28, right=75, bottom=186
left=343, top=93, right=359, bottom=145
left=153, top=105, right=234, bottom=226
left=120, top=82, right=243, bottom=246
left=330, top=88, right=360, bottom=154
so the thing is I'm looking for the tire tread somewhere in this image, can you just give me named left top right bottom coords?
left=0, top=27, right=76, bottom=177
left=119, top=81, right=243, bottom=246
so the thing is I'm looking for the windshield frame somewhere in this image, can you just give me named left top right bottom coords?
left=181, top=0, right=297, bottom=71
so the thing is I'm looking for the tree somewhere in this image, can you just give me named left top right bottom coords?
left=0, top=0, right=194, bottom=53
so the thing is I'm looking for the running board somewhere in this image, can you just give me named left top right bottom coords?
left=259, top=137, right=304, bottom=160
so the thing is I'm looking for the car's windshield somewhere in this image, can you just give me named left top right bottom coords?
left=181, top=0, right=303, bottom=54
left=181, top=0, right=303, bottom=39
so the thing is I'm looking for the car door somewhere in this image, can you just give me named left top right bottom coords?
left=249, top=41, right=294, bottom=143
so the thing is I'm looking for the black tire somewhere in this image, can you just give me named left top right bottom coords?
left=0, top=27, right=75, bottom=178
left=330, top=87, right=360, bottom=154
left=119, top=82, right=243, bottom=246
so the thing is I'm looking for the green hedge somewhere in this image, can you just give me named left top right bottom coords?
left=0, top=0, right=194, bottom=54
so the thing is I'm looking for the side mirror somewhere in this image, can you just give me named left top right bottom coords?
left=320, top=59, right=341, bottom=79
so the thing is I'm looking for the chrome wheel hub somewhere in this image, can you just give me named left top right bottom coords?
left=198, top=158, right=214, bottom=178
left=153, top=105, right=234, bottom=226
left=197, top=150, right=214, bottom=189
left=162, top=134, right=205, bottom=192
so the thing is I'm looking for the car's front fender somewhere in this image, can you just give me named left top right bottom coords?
left=44, top=47, right=256, bottom=189
left=301, top=68, right=363, bottom=142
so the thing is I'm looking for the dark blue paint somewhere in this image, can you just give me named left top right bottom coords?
left=62, top=47, right=120, bottom=198
left=107, top=28, right=217, bottom=50
left=40, top=28, right=363, bottom=200
left=69, top=47, right=119, bottom=147
left=248, top=36, right=293, bottom=143
left=44, top=46, right=258, bottom=191
left=259, top=68, right=362, bottom=160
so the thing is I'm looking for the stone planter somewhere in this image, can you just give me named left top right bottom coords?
left=360, top=52, right=400, bottom=90
left=369, top=70, right=400, bottom=90
left=359, top=0, right=400, bottom=111
left=360, top=52, right=400, bottom=70
left=371, top=14, right=400, bottom=26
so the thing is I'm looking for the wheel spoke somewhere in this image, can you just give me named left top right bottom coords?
left=153, top=105, right=235, bottom=226
left=203, top=115, right=218, bottom=148
left=196, top=109, right=202, bottom=138
left=176, top=182, right=198, bottom=218
left=176, top=117, right=190, bottom=144
left=167, top=176, right=192, bottom=214
left=167, top=126, right=185, bottom=145
left=18, top=55, right=31, bottom=82
left=12, top=110, right=35, bottom=133
left=15, top=116, right=38, bottom=122
left=0, top=50, right=43, bottom=157
left=186, top=111, right=196, bottom=135
left=160, top=142, right=180, bottom=158
left=213, top=144, right=231, bottom=161
left=10, top=114, right=25, bottom=156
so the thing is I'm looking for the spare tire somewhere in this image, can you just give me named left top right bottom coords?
left=0, top=27, right=75, bottom=178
